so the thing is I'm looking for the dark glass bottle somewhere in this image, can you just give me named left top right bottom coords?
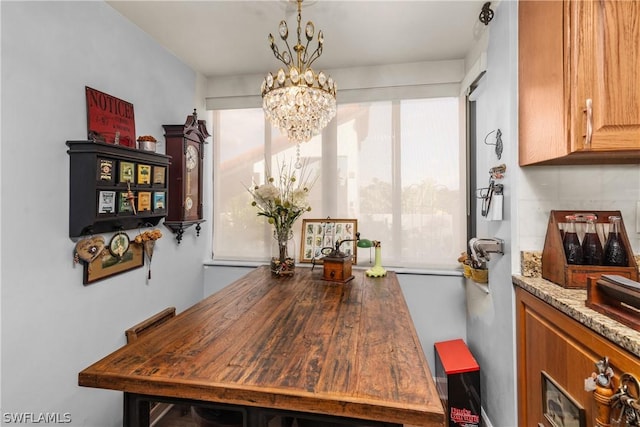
left=563, top=215, right=583, bottom=265
left=603, top=216, right=628, bottom=266
left=581, top=215, right=603, bottom=265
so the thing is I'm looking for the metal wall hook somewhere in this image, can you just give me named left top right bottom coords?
left=484, top=129, right=503, bottom=160
left=479, top=2, right=494, bottom=25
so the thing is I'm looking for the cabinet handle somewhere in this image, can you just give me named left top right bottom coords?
left=585, top=98, right=593, bottom=148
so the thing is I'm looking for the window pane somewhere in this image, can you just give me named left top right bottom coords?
left=399, top=98, right=462, bottom=268
left=335, top=99, right=462, bottom=269
left=214, top=108, right=323, bottom=262
left=213, top=108, right=267, bottom=260
left=336, top=101, right=394, bottom=253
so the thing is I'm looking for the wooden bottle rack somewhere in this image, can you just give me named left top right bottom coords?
left=541, top=210, right=638, bottom=289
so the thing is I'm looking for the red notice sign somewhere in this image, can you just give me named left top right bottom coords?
left=85, top=86, right=136, bottom=147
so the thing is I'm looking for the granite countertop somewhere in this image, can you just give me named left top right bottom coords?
left=513, top=275, right=640, bottom=358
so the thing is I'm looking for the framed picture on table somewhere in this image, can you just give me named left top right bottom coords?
left=299, top=218, right=357, bottom=264
left=541, top=371, right=585, bottom=427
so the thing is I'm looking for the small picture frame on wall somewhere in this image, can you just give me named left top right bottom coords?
left=153, top=192, right=166, bottom=211
left=97, top=158, right=114, bottom=183
left=137, top=191, right=151, bottom=212
left=137, top=164, right=151, bottom=185
left=84, top=241, right=143, bottom=285
left=299, top=218, right=358, bottom=264
left=97, top=190, right=116, bottom=214
left=153, top=166, right=166, bottom=185
left=118, top=191, right=134, bottom=213
left=541, top=371, right=585, bottom=427
left=119, top=161, right=135, bottom=184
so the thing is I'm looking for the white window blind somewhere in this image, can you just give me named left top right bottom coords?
left=212, top=97, right=465, bottom=269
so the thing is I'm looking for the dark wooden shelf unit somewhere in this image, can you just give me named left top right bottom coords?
left=67, top=140, right=171, bottom=237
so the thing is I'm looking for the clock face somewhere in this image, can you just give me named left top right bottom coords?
left=185, top=196, right=193, bottom=212
left=186, top=145, right=198, bottom=171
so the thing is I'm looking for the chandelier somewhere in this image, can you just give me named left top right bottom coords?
left=261, top=0, right=337, bottom=165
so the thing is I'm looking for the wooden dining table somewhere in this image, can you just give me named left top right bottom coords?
left=78, top=266, right=445, bottom=427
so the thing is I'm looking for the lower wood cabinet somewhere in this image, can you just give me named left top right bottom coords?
left=516, top=287, right=639, bottom=426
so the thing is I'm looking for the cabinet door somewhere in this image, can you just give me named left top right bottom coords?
left=518, top=0, right=567, bottom=166
left=519, top=0, right=640, bottom=165
left=516, top=287, right=640, bottom=427
left=570, top=0, right=640, bottom=152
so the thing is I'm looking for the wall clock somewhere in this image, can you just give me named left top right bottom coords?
left=163, top=110, right=210, bottom=243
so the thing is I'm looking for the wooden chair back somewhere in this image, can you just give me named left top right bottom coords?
left=125, top=307, right=176, bottom=344
left=125, top=307, right=178, bottom=425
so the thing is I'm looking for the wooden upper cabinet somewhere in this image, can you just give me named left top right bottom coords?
left=519, top=0, right=640, bottom=166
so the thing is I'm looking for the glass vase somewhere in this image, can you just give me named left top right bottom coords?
left=270, top=228, right=296, bottom=277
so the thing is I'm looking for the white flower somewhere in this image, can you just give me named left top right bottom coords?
left=291, top=188, right=309, bottom=208
left=255, top=183, right=279, bottom=202
left=246, top=159, right=316, bottom=234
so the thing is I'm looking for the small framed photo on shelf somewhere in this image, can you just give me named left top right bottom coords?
left=97, top=158, right=115, bottom=183
left=97, top=190, right=116, bottom=214
left=299, top=218, right=358, bottom=264
left=541, top=371, right=585, bottom=427
left=153, top=192, right=166, bottom=211
left=119, top=161, right=135, bottom=184
left=137, top=164, right=151, bottom=185
left=153, top=166, right=166, bottom=185
left=137, top=191, right=151, bottom=212
left=118, top=191, right=134, bottom=213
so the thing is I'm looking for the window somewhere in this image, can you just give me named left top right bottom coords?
left=213, top=97, right=465, bottom=269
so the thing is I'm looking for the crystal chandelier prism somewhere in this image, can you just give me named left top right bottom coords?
left=261, top=0, right=337, bottom=165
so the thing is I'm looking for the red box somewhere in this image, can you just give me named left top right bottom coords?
left=434, top=339, right=482, bottom=427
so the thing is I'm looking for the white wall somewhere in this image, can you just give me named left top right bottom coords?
left=1, top=2, right=207, bottom=425
left=466, top=2, right=518, bottom=426
left=518, top=164, right=640, bottom=253
left=470, top=3, right=640, bottom=426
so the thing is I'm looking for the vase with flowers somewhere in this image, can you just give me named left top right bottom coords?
left=247, top=160, right=315, bottom=277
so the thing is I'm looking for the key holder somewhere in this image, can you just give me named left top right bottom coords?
left=610, top=373, right=640, bottom=426
left=484, top=129, right=503, bottom=160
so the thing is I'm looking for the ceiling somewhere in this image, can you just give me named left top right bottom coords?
left=107, top=0, right=490, bottom=78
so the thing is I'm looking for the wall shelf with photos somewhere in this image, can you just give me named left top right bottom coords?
left=67, top=140, right=171, bottom=237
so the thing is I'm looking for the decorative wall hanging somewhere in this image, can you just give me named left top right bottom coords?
left=478, top=2, right=494, bottom=25
left=163, top=110, right=210, bottom=244
left=299, top=218, right=357, bottom=264
left=134, top=228, right=163, bottom=283
left=74, top=236, right=106, bottom=264
left=83, top=240, right=143, bottom=285
left=109, top=232, right=130, bottom=258
left=86, top=86, right=136, bottom=147
left=67, top=141, right=170, bottom=237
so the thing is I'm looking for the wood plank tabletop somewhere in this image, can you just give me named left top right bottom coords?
left=79, top=266, right=444, bottom=426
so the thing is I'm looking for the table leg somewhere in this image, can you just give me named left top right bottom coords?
left=245, top=407, right=270, bottom=427
left=123, top=393, right=149, bottom=427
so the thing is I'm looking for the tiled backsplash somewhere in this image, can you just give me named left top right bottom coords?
left=518, top=164, right=640, bottom=254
